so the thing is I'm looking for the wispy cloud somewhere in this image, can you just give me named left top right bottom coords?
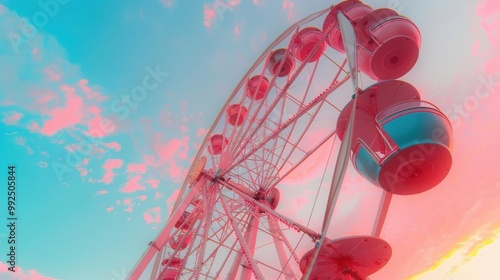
left=100, top=159, right=123, bottom=184
left=0, top=262, right=56, bottom=279
left=102, top=141, right=121, bottom=151
left=160, top=0, right=174, bottom=8
left=143, top=207, right=162, bottom=224
left=43, top=65, right=62, bottom=81
left=203, top=4, right=217, bottom=28
left=282, top=0, right=294, bottom=20
left=121, top=175, right=146, bottom=193
left=127, top=163, right=147, bottom=174
left=95, top=190, right=108, bottom=196
left=2, top=111, right=23, bottom=125
left=409, top=226, right=500, bottom=279
left=166, top=188, right=180, bottom=214
left=203, top=0, right=241, bottom=28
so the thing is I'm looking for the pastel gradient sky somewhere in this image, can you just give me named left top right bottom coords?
left=0, top=0, right=499, bottom=279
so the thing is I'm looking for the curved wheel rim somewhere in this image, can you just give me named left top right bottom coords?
left=128, top=4, right=401, bottom=280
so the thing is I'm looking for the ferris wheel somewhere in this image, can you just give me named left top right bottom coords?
left=127, top=1, right=453, bottom=279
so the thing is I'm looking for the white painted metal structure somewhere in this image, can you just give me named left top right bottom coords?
left=127, top=3, right=412, bottom=279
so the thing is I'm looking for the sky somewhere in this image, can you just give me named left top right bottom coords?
left=0, top=0, right=499, bottom=279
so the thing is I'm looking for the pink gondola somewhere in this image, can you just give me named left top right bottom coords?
left=267, top=48, right=295, bottom=77
left=292, top=27, right=327, bottom=62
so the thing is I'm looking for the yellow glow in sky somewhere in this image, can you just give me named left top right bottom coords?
left=409, top=226, right=500, bottom=280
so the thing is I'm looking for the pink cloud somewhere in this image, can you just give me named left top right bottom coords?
left=103, top=141, right=121, bottom=151
left=203, top=4, right=217, bottom=28
left=234, top=24, right=240, bottom=35
left=155, top=192, right=162, bottom=199
left=483, top=55, right=500, bottom=75
left=160, top=0, right=174, bottom=7
left=127, top=163, right=147, bottom=174
left=143, top=207, right=161, bottom=224
left=167, top=160, right=186, bottom=183
left=28, top=122, right=40, bottom=132
left=77, top=79, right=90, bottom=91
left=100, top=159, right=123, bottom=184
left=77, top=79, right=106, bottom=101
left=0, top=262, right=55, bottom=279
left=14, top=136, right=26, bottom=146
left=477, top=0, right=500, bottom=48
left=0, top=9, right=109, bottom=143
left=88, top=105, right=100, bottom=114
left=282, top=0, right=294, bottom=20
left=95, top=190, right=108, bottom=195
left=227, top=0, right=240, bottom=7
left=146, top=135, right=189, bottom=182
left=202, top=0, right=242, bottom=28
left=124, top=198, right=133, bottom=205
left=2, top=111, right=23, bottom=125
left=64, top=143, right=78, bottom=152
left=86, top=114, right=114, bottom=137
left=143, top=155, right=155, bottom=166
left=121, top=175, right=146, bottom=193
left=476, top=0, right=500, bottom=21
left=148, top=179, right=160, bottom=189
left=472, top=39, right=481, bottom=57
left=21, top=270, right=56, bottom=280
left=196, top=127, right=207, bottom=138
left=31, top=47, right=42, bottom=61
left=60, top=84, right=75, bottom=94
left=475, top=0, right=500, bottom=86
left=103, top=159, right=123, bottom=170
left=43, top=66, right=61, bottom=81
left=33, top=79, right=109, bottom=137
left=136, top=195, right=147, bottom=201
left=76, top=159, right=89, bottom=176
left=34, top=90, right=57, bottom=104
left=143, top=212, right=153, bottom=223
left=40, top=91, right=84, bottom=136
left=124, top=207, right=133, bottom=212
left=167, top=189, right=181, bottom=214
left=106, top=207, right=114, bottom=212
left=155, top=135, right=189, bottom=162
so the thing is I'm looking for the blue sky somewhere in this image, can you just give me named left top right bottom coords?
left=0, top=1, right=327, bottom=279
left=1, top=0, right=500, bottom=279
